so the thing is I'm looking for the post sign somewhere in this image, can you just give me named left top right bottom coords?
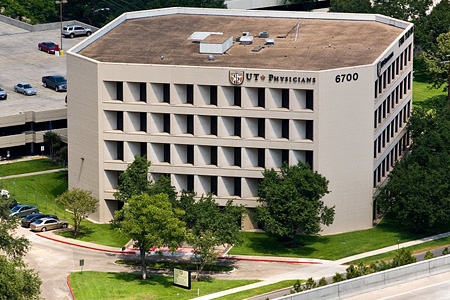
left=173, top=268, right=191, bottom=290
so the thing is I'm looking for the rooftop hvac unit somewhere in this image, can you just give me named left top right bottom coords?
left=259, top=32, right=269, bottom=38
left=240, top=35, right=253, bottom=45
left=242, top=32, right=250, bottom=36
left=265, top=38, right=274, bottom=45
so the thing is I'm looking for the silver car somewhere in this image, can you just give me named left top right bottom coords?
left=0, top=87, right=6, bottom=100
left=14, top=83, right=37, bottom=96
left=62, top=25, right=92, bottom=38
left=30, top=217, right=69, bottom=232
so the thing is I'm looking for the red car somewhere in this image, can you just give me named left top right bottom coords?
left=38, top=42, right=59, bottom=54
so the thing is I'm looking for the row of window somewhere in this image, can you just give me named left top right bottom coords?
left=105, top=81, right=314, bottom=110
left=374, top=43, right=412, bottom=99
left=105, top=112, right=314, bottom=141
left=0, top=119, right=67, bottom=137
left=373, top=100, right=411, bottom=159
left=373, top=133, right=410, bottom=188
left=105, top=141, right=313, bottom=169
left=374, top=72, right=412, bottom=129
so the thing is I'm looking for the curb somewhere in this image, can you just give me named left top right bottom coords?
left=218, top=256, right=323, bottom=265
left=67, top=274, right=75, bottom=300
left=36, top=233, right=136, bottom=254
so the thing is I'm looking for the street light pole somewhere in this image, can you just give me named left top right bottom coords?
left=55, top=0, right=68, bottom=54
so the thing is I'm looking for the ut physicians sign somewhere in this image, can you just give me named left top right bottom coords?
left=229, top=70, right=316, bottom=86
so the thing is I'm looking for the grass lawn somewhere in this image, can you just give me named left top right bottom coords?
left=0, top=158, right=64, bottom=177
left=115, top=260, right=233, bottom=272
left=229, top=217, right=450, bottom=260
left=346, top=237, right=450, bottom=265
left=215, top=280, right=297, bottom=300
left=413, top=80, right=446, bottom=107
left=69, top=271, right=259, bottom=300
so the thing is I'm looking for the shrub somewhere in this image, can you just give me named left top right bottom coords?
left=424, top=251, right=435, bottom=260
left=332, top=272, right=345, bottom=283
left=442, top=247, right=449, bottom=255
left=392, top=248, right=416, bottom=267
left=317, top=277, right=328, bottom=287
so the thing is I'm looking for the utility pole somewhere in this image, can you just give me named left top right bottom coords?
left=55, top=0, right=68, bottom=55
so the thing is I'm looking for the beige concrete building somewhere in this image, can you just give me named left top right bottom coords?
left=67, top=8, right=413, bottom=234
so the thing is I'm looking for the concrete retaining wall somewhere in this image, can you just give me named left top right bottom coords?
left=0, top=14, right=97, bottom=32
left=274, top=255, right=450, bottom=300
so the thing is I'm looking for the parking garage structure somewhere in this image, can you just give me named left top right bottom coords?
left=67, top=8, right=413, bottom=234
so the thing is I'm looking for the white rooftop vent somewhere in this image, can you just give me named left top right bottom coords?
left=265, top=38, right=274, bottom=45
left=208, top=55, right=214, bottom=61
left=200, top=35, right=234, bottom=54
left=240, top=35, right=253, bottom=45
left=242, top=32, right=250, bottom=36
left=188, top=31, right=223, bottom=41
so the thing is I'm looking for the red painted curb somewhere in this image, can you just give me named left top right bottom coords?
left=67, top=274, right=75, bottom=300
left=36, top=234, right=136, bottom=254
left=218, top=256, right=323, bottom=265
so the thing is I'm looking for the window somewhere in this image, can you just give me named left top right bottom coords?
left=282, top=149, right=289, bottom=164
left=163, top=84, right=170, bottom=103
left=187, top=175, right=194, bottom=191
left=140, top=83, right=147, bottom=102
left=117, top=112, right=123, bottom=131
left=258, top=118, right=265, bottom=138
left=234, top=177, right=241, bottom=197
left=187, top=145, right=194, bottom=164
left=140, top=112, right=147, bottom=132
left=187, top=115, right=194, bottom=134
left=210, top=86, right=217, bottom=105
left=211, top=116, right=218, bottom=136
left=210, top=176, right=218, bottom=195
left=186, top=84, right=194, bottom=104
left=258, top=148, right=265, bottom=167
left=163, top=144, right=170, bottom=163
left=234, top=148, right=241, bottom=167
left=282, top=89, right=289, bottom=109
left=282, top=119, right=289, bottom=139
left=210, top=146, right=217, bottom=165
left=117, top=141, right=124, bottom=161
left=258, top=88, right=265, bottom=108
left=306, top=120, right=313, bottom=140
left=234, top=87, right=241, bottom=106
left=234, top=117, right=241, bottom=137
left=163, top=114, right=170, bottom=133
left=306, top=90, right=313, bottom=110
left=140, top=142, right=147, bottom=157
left=116, top=82, right=123, bottom=101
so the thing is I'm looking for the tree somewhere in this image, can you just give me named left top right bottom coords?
left=114, top=156, right=176, bottom=204
left=113, top=193, right=186, bottom=280
left=415, top=0, right=450, bottom=52
left=424, top=251, right=435, bottom=260
left=0, top=198, right=41, bottom=300
left=377, top=105, right=450, bottom=232
left=256, top=162, right=334, bottom=243
left=43, top=131, right=62, bottom=163
left=176, top=193, right=244, bottom=279
left=329, top=0, right=373, bottom=13
left=56, top=188, right=98, bottom=234
left=372, top=0, right=432, bottom=22
left=0, top=0, right=58, bottom=24
left=421, top=31, right=450, bottom=94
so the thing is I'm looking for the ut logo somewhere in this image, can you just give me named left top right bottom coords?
left=229, top=71, right=244, bottom=85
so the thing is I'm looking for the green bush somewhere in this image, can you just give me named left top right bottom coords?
left=392, top=248, right=416, bottom=267
left=317, top=277, right=328, bottom=287
left=332, top=272, right=345, bottom=283
left=424, top=251, right=435, bottom=260
left=442, top=247, right=449, bottom=255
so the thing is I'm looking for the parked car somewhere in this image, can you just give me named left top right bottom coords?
left=9, top=204, right=39, bottom=218
left=42, top=75, right=67, bottom=92
left=30, top=217, right=68, bottom=232
left=62, top=25, right=92, bottom=38
left=22, top=213, right=58, bottom=228
left=14, top=83, right=36, bottom=96
left=38, top=42, right=58, bottom=54
left=0, top=87, right=7, bottom=100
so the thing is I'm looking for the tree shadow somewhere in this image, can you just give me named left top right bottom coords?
left=414, top=95, right=448, bottom=110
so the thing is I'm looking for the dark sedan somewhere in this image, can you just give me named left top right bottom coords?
left=42, top=75, right=67, bottom=92
left=22, top=213, right=58, bottom=228
left=38, top=42, right=58, bottom=54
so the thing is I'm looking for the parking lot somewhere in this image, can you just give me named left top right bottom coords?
left=0, top=21, right=85, bottom=117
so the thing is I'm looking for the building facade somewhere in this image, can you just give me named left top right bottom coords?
left=67, top=8, right=413, bottom=234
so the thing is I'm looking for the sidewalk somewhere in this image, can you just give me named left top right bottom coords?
left=0, top=168, right=67, bottom=180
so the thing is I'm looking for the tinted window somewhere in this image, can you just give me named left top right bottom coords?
left=54, top=76, right=66, bottom=83
left=23, top=84, right=32, bottom=89
left=34, top=219, right=43, bottom=224
left=46, top=220, right=57, bottom=224
left=11, top=206, right=21, bottom=212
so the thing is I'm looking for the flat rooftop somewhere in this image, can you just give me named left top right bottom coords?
left=79, top=13, right=405, bottom=71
